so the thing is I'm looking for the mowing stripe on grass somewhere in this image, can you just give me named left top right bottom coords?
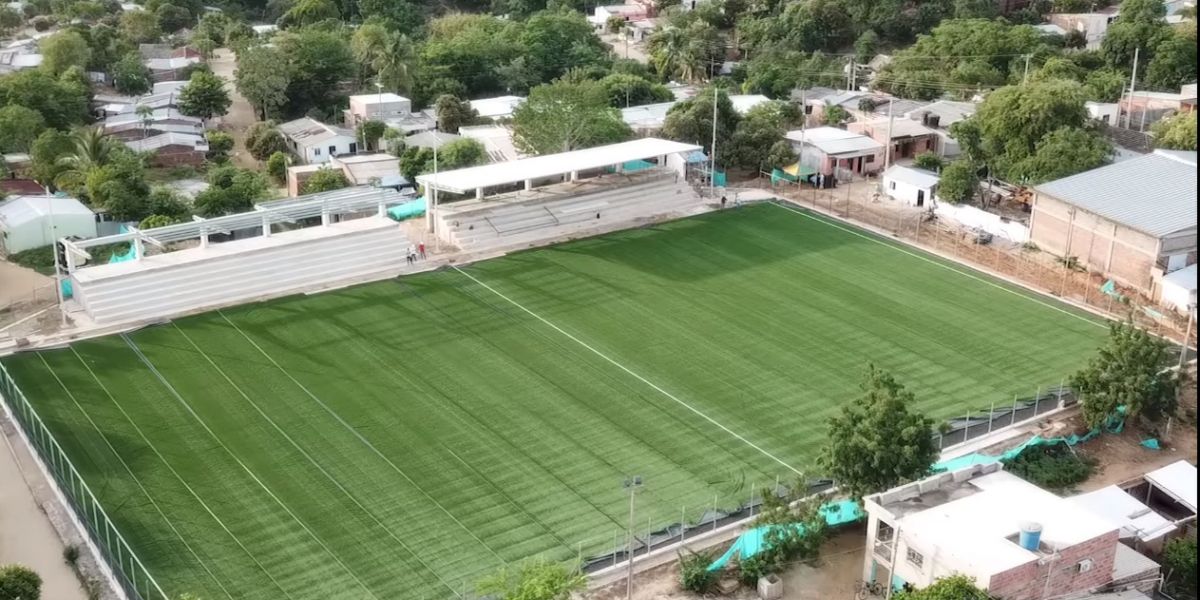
left=33, top=353, right=237, bottom=600
left=215, top=309, right=508, bottom=565
left=120, top=333, right=386, bottom=600
left=450, top=265, right=805, bottom=478
left=767, top=201, right=1107, bottom=330
left=65, top=346, right=300, bottom=600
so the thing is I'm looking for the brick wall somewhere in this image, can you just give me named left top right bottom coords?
left=1029, top=192, right=1162, bottom=292
left=987, top=531, right=1119, bottom=600
left=147, top=146, right=205, bottom=168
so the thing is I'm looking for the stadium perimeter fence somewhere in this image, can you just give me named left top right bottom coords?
left=0, top=361, right=168, bottom=600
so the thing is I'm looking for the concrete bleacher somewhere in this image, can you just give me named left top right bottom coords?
left=437, top=170, right=701, bottom=253
left=71, top=217, right=409, bottom=324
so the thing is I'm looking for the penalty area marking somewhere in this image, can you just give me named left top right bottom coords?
left=450, top=265, right=805, bottom=478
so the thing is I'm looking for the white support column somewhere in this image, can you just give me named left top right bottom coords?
left=570, top=170, right=579, bottom=181
left=476, top=187, right=484, bottom=199
left=133, top=236, right=144, bottom=261
left=262, top=215, right=271, bottom=237
left=614, top=163, right=624, bottom=174
left=321, top=209, right=331, bottom=226
left=199, top=229, right=208, bottom=248
left=524, top=179, right=533, bottom=191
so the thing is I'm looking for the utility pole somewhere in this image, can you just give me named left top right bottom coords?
left=623, top=476, right=643, bottom=600
left=1125, top=47, right=1140, bottom=129
left=847, top=58, right=855, bottom=91
left=426, top=130, right=439, bottom=233
left=709, top=88, right=718, bottom=199
left=46, top=190, right=67, bottom=326
left=884, top=98, right=895, bottom=170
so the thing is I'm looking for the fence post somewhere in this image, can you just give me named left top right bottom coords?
left=680, top=506, right=686, bottom=544
left=987, top=401, right=995, bottom=434
left=712, top=494, right=718, bottom=532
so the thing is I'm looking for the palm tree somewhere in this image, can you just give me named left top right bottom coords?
left=648, top=26, right=705, bottom=83
left=375, top=33, right=414, bottom=94
left=54, top=127, right=114, bottom=192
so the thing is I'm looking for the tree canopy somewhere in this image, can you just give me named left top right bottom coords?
left=820, top=365, right=937, bottom=499
left=1151, top=111, right=1198, bottom=150
left=0, top=564, right=42, bottom=600
left=512, top=80, right=632, bottom=155
left=894, top=575, right=993, bottom=600
left=662, top=88, right=739, bottom=154
left=301, top=167, right=349, bottom=194
left=178, top=70, right=233, bottom=120
left=1071, top=321, right=1179, bottom=428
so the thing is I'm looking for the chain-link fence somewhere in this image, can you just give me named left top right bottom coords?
left=0, top=361, right=168, bottom=600
left=754, top=180, right=1194, bottom=344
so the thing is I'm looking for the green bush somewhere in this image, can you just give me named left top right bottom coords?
left=1003, top=444, right=1095, bottom=492
left=1162, top=537, right=1197, bottom=599
left=677, top=549, right=716, bottom=593
left=62, top=545, right=79, bottom=567
left=0, top=564, right=42, bottom=600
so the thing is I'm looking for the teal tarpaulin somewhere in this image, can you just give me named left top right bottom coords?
left=386, top=197, right=427, bottom=221
left=706, top=499, right=863, bottom=571
left=108, top=244, right=136, bottom=263
left=932, top=406, right=1127, bottom=472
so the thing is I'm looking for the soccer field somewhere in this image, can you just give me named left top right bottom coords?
left=1, top=202, right=1108, bottom=600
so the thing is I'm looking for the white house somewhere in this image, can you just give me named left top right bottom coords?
left=1086, top=101, right=1121, bottom=126
left=0, top=195, right=97, bottom=254
left=469, top=95, right=526, bottom=121
left=344, top=93, right=413, bottom=127
left=1159, top=264, right=1196, bottom=313
left=785, top=127, right=885, bottom=177
left=882, top=165, right=939, bottom=208
left=279, top=117, right=358, bottom=164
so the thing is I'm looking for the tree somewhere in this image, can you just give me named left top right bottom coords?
left=495, top=56, right=541, bottom=95
left=766, top=140, right=797, bottom=169
left=266, top=151, right=289, bottom=183
left=351, top=23, right=414, bottom=94
left=1006, top=127, right=1111, bottom=184
left=937, top=159, right=979, bottom=204
left=476, top=559, right=585, bottom=600
left=1151, top=111, right=1197, bottom=150
left=205, top=131, right=233, bottom=161
left=357, top=120, right=386, bottom=152
left=39, top=31, right=91, bottom=76
left=0, top=564, right=41, bottom=600
left=155, top=3, right=193, bottom=33
left=300, top=167, right=349, bottom=194
left=820, top=365, right=937, bottom=499
left=178, top=70, right=232, bottom=120
left=1101, top=0, right=1170, bottom=67
left=146, top=187, right=188, bottom=220
left=358, top=0, right=423, bottom=33
left=275, top=27, right=354, bottom=117
left=120, top=9, right=162, bottom=43
left=1084, top=68, right=1128, bottom=102
left=1071, top=321, right=1180, bottom=428
left=438, top=138, right=488, bottom=170
left=235, top=45, right=291, bottom=120
left=739, top=484, right=827, bottom=583
left=54, top=127, right=115, bottom=193
left=597, top=73, right=673, bottom=108
left=194, top=166, right=270, bottom=216
left=111, top=53, right=153, bottom=95
left=727, top=101, right=800, bottom=169
left=416, top=14, right=522, bottom=102
left=854, top=30, right=879, bottom=64
left=0, top=106, right=46, bottom=153
left=278, top=0, right=339, bottom=28
left=0, top=7, right=21, bottom=36
left=86, top=150, right=151, bottom=219
left=434, top=95, right=478, bottom=134
left=913, top=152, right=944, bottom=171
left=1144, top=31, right=1198, bottom=91
left=245, top=123, right=289, bottom=161
left=519, top=10, right=609, bottom=84
left=823, top=103, right=850, bottom=126
left=139, top=214, right=181, bottom=229
left=512, top=80, right=632, bottom=155
left=1162, top=538, right=1197, bottom=599
left=647, top=22, right=722, bottom=82
left=893, top=575, right=992, bottom=600
left=662, top=88, right=739, bottom=154
left=28, top=129, right=74, bottom=188
left=0, top=71, right=90, bottom=129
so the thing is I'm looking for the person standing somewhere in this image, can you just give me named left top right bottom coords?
left=418, top=242, right=426, bottom=260
left=720, top=195, right=727, bottom=209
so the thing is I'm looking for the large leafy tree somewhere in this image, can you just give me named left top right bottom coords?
left=1006, top=126, right=1112, bottom=184
left=726, top=100, right=801, bottom=169
left=648, top=21, right=722, bottom=82
left=417, top=14, right=522, bottom=102
left=358, top=0, right=424, bottom=34
left=275, top=26, right=354, bottom=117
left=278, top=0, right=339, bottom=28
left=661, top=88, right=739, bottom=154
left=1144, top=28, right=1198, bottom=91
left=434, top=95, right=479, bottom=134
left=1151, top=111, right=1197, bottom=150
left=28, top=129, right=75, bottom=188
left=477, top=559, right=585, bottom=600
left=112, top=53, right=153, bottom=95
left=244, top=122, right=289, bottom=161
left=235, top=45, right=291, bottom=120
left=120, top=9, right=162, bottom=43
left=937, top=159, right=979, bottom=204
left=39, top=31, right=91, bottom=76
left=820, top=365, right=937, bottom=499
left=519, top=10, right=609, bottom=84
left=1071, top=321, right=1179, bottom=428
left=54, top=127, right=116, bottom=193
left=1101, top=0, right=1171, bottom=68
left=178, top=70, right=232, bottom=120
left=596, top=73, right=673, bottom=108
left=300, top=167, right=349, bottom=194
left=194, top=166, right=271, bottom=216
left=0, top=105, right=46, bottom=153
left=512, top=80, right=632, bottom=155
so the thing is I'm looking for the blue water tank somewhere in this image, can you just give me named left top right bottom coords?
left=1018, top=522, right=1043, bottom=551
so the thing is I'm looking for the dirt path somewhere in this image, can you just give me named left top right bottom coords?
left=0, top=424, right=88, bottom=600
left=209, top=48, right=260, bottom=169
left=0, top=261, right=52, bottom=308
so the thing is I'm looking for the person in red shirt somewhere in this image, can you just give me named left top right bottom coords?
left=418, top=242, right=426, bottom=259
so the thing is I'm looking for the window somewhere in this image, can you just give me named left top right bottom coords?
left=906, top=548, right=924, bottom=568
left=313, top=148, right=321, bottom=156
left=865, top=155, right=875, bottom=163
left=889, top=181, right=896, bottom=190
left=328, top=145, right=337, bottom=156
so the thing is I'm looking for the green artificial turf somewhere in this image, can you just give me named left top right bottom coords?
left=0, top=202, right=1108, bottom=600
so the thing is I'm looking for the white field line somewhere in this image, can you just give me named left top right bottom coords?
left=66, top=346, right=301, bottom=600
left=215, top=310, right=507, bottom=565
left=34, top=353, right=237, bottom=600
left=768, top=201, right=1107, bottom=330
left=121, top=334, right=388, bottom=600
left=449, top=265, right=805, bottom=478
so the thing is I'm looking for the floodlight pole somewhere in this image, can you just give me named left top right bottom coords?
left=426, top=131, right=439, bottom=234
left=624, top=476, right=642, bottom=600
left=47, top=191, right=67, bottom=327
left=710, top=88, right=718, bottom=199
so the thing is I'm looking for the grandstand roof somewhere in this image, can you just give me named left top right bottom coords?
left=416, top=138, right=701, bottom=194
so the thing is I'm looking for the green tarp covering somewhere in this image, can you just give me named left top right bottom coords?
left=386, top=197, right=427, bottom=221
left=706, top=499, right=863, bottom=571
left=932, top=407, right=1127, bottom=472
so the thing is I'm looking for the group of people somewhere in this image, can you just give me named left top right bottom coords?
left=406, top=243, right=426, bottom=265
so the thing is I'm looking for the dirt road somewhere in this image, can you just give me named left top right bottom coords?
left=209, top=48, right=260, bottom=169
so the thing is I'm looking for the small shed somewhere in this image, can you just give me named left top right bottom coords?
left=882, top=165, right=939, bottom=207
left=1160, top=264, right=1196, bottom=313
left=0, top=195, right=97, bottom=254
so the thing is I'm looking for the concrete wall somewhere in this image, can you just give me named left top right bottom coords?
left=1029, top=192, right=1164, bottom=293
left=986, top=531, right=1119, bottom=600
left=145, top=146, right=206, bottom=168
left=883, top=175, right=935, bottom=207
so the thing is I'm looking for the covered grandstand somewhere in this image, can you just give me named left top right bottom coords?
left=417, top=138, right=705, bottom=252
left=61, top=186, right=414, bottom=324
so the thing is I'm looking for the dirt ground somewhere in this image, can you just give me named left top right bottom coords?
left=0, top=260, right=52, bottom=308
left=209, top=48, right=260, bottom=169
left=0, top=423, right=88, bottom=600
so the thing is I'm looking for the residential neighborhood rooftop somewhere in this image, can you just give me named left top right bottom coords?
left=884, top=165, right=940, bottom=188
left=1036, top=150, right=1198, bottom=237
left=469, top=95, right=525, bottom=120
left=279, top=117, right=356, bottom=147
left=1143, top=460, right=1197, bottom=513
left=785, top=127, right=884, bottom=155
left=1068, top=486, right=1176, bottom=542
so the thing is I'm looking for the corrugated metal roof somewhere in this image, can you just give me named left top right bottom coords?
left=1035, top=150, right=1197, bottom=237
left=884, top=165, right=940, bottom=189
left=785, top=127, right=884, bottom=156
